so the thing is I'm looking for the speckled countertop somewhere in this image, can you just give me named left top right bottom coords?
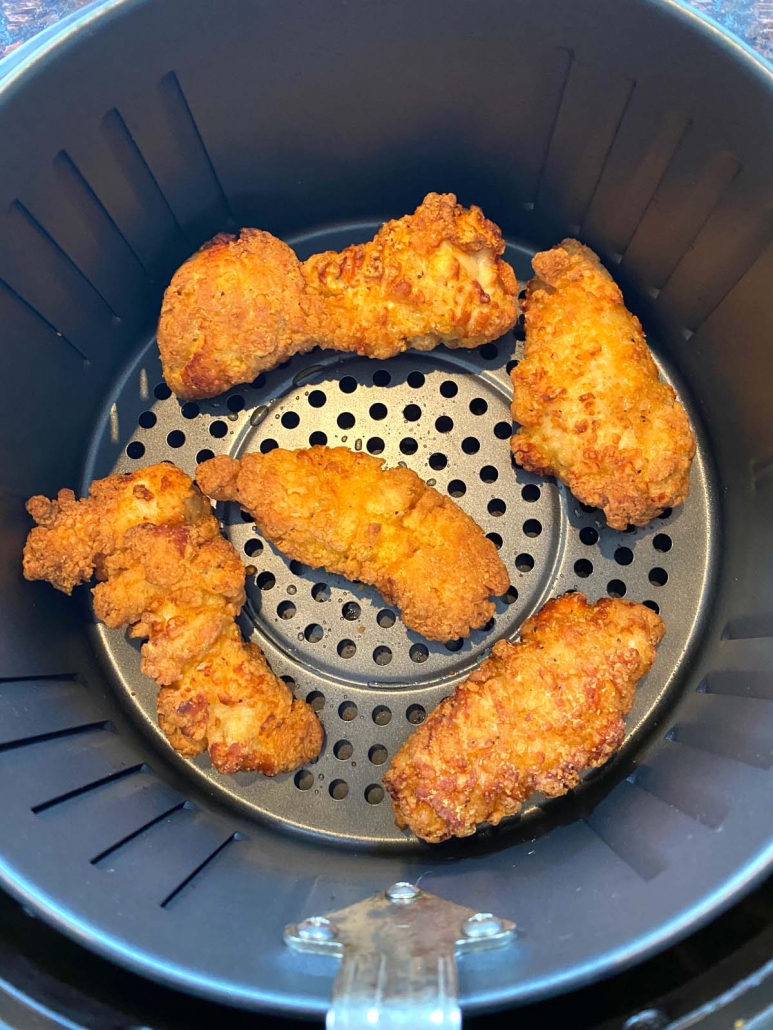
left=1, top=0, right=772, bottom=62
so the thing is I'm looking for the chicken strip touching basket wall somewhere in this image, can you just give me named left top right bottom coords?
left=0, top=0, right=772, bottom=1022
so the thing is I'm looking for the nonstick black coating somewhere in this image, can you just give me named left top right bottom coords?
left=0, top=0, right=772, bottom=1017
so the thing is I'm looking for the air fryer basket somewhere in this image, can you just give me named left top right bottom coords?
left=1, top=0, right=772, bottom=1018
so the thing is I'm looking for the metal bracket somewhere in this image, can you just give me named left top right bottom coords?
left=284, top=881, right=516, bottom=1029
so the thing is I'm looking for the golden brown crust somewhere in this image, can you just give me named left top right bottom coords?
left=196, top=447, right=509, bottom=641
left=23, top=464, right=323, bottom=775
left=383, top=593, right=665, bottom=843
left=510, top=240, right=696, bottom=529
left=158, top=193, right=518, bottom=399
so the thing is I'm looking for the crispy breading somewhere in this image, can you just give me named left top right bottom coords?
left=23, top=464, right=323, bottom=775
left=196, top=447, right=510, bottom=641
left=158, top=192, right=518, bottom=399
left=510, top=240, right=696, bottom=530
left=383, top=593, right=664, bottom=843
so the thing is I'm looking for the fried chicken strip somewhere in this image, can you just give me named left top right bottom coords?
left=383, top=593, right=664, bottom=843
left=510, top=240, right=696, bottom=529
left=196, top=447, right=509, bottom=641
left=22, top=464, right=323, bottom=775
left=159, top=192, right=518, bottom=399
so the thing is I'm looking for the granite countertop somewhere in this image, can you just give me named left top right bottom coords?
left=1, top=0, right=772, bottom=62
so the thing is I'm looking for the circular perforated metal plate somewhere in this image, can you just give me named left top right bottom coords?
left=85, top=236, right=716, bottom=847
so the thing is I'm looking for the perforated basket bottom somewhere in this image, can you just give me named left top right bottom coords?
left=85, top=235, right=716, bottom=847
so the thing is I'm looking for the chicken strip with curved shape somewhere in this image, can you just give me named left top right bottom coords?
left=158, top=192, right=518, bottom=399
left=510, top=240, right=696, bottom=530
left=196, top=446, right=510, bottom=642
left=22, top=463, right=323, bottom=775
left=383, top=593, right=664, bottom=843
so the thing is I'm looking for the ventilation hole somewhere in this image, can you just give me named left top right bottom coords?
left=653, top=534, right=672, bottom=552
left=435, top=416, right=453, bottom=433
left=167, top=429, right=185, bottom=448
left=196, top=448, right=214, bottom=464
left=369, top=403, right=387, bottom=421
left=309, top=431, right=327, bottom=447
left=281, top=411, right=300, bottom=429
left=372, top=705, right=392, bottom=725
left=339, top=376, right=357, bottom=394
left=154, top=382, right=172, bottom=400
left=277, top=601, right=296, bottom=619
left=372, top=369, right=391, bottom=387
left=281, top=674, right=296, bottom=689
left=311, top=582, right=331, bottom=602
left=480, top=465, right=498, bottom=483
left=337, top=639, right=356, bottom=659
left=522, top=484, right=541, bottom=502
left=448, top=479, right=466, bottom=498
left=126, top=441, right=145, bottom=459
left=367, top=437, right=385, bottom=455
left=461, top=437, right=480, bottom=455
left=339, top=701, right=358, bottom=721
left=515, top=553, right=534, bottom=572
left=494, top=422, right=512, bottom=439
left=658, top=508, right=673, bottom=520
left=409, top=643, right=429, bottom=663
left=607, top=579, right=627, bottom=598
left=429, top=452, right=447, bottom=470
left=400, top=437, right=418, bottom=455
left=649, top=567, right=668, bottom=587
left=580, top=526, right=599, bottom=546
left=488, top=498, right=506, bottom=517
left=365, top=784, right=384, bottom=805
left=615, top=547, right=634, bottom=566
left=308, top=390, right=326, bottom=408
left=486, top=532, right=503, bottom=549
left=290, top=560, right=308, bottom=575
left=373, top=645, right=393, bottom=666
left=306, top=690, right=325, bottom=712
left=304, top=623, right=323, bottom=643
left=260, top=438, right=278, bottom=453
left=506, top=360, right=519, bottom=374
left=643, top=600, right=660, bottom=614
left=227, top=395, right=245, bottom=413
left=240, top=509, right=253, bottom=521
left=440, top=380, right=458, bottom=398
left=334, top=740, right=353, bottom=760
left=469, top=398, right=488, bottom=416
left=377, top=609, right=396, bottom=629
left=295, top=770, right=313, bottom=791
left=523, top=519, right=542, bottom=537
left=252, top=373, right=267, bottom=389
left=257, top=572, right=275, bottom=591
left=138, top=410, right=157, bottom=429
left=502, top=585, right=518, bottom=604
left=342, top=601, right=361, bottom=620
left=209, top=420, right=228, bottom=438
left=403, top=403, right=422, bottom=422
left=479, top=343, right=498, bottom=360
left=407, top=704, right=426, bottom=724
left=445, top=638, right=463, bottom=652
left=407, top=371, right=425, bottom=388
left=329, top=779, right=349, bottom=800
left=244, top=539, right=263, bottom=557
left=338, top=412, right=356, bottom=429
left=574, top=558, right=593, bottom=578
left=483, top=617, right=496, bottom=632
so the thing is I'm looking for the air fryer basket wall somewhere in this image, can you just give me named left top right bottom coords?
left=1, top=0, right=772, bottom=1017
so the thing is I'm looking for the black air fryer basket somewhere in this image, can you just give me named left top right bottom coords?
left=1, top=0, right=772, bottom=1022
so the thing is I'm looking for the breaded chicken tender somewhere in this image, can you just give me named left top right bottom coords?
left=383, top=593, right=664, bottom=843
left=158, top=193, right=518, bottom=399
left=196, top=447, right=509, bottom=641
left=510, top=240, right=696, bottom=529
left=23, top=464, right=323, bottom=775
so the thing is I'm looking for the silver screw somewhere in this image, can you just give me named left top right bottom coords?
left=385, top=882, right=420, bottom=902
left=462, top=912, right=503, bottom=938
left=296, top=916, right=337, bottom=942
